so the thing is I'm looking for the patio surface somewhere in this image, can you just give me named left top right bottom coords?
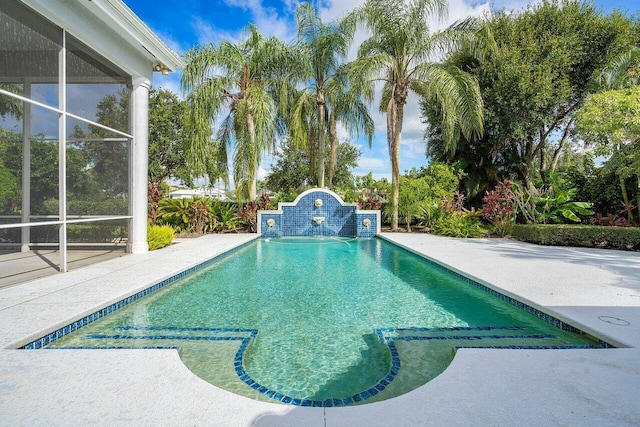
left=0, top=233, right=638, bottom=426
left=0, top=248, right=127, bottom=289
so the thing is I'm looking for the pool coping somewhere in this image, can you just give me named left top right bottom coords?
left=18, top=235, right=613, bottom=352
left=1, top=233, right=639, bottom=425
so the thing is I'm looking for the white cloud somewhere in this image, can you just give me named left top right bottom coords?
left=192, top=16, right=242, bottom=45
left=358, top=156, right=386, bottom=171
left=220, top=0, right=297, bottom=41
left=257, top=165, right=270, bottom=181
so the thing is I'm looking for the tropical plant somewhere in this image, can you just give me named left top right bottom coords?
left=211, top=201, right=240, bottom=232
left=482, top=179, right=516, bottom=236
left=416, top=200, right=443, bottom=229
left=237, top=194, right=272, bottom=233
left=591, top=213, right=632, bottom=228
left=358, top=196, right=382, bottom=211
left=431, top=213, right=485, bottom=238
left=597, top=46, right=640, bottom=90
left=147, top=225, right=175, bottom=250
left=513, top=184, right=593, bottom=224
left=182, top=25, right=288, bottom=201
left=158, top=197, right=215, bottom=234
left=148, top=181, right=164, bottom=224
left=351, top=0, right=488, bottom=229
left=285, top=2, right=373, bottom=188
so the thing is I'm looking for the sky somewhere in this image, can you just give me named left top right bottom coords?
left=123, top=0, right=639, bottom=184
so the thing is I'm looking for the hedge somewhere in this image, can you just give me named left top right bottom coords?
left=511, top=224, right=640, bottom=251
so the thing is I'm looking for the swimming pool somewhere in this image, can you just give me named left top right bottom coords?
left=45, top=237, right=598, bottom=406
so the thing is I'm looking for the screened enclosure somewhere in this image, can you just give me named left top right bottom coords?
left=0, top=0, right=182, bottom=282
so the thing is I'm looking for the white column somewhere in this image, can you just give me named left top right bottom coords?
left=58, top=32, right=67, bottom=272
left=128, top=77, right=150, bottom=253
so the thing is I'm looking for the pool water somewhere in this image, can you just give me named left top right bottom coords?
left=48, top=237, right=597, bottom=406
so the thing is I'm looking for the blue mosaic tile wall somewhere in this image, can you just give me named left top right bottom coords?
left=258, top=189, right=379, bottom=237
left=356, top=213, right=378, bottom=238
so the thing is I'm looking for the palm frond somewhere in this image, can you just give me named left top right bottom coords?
left=599, top=47, right=640, bottom=90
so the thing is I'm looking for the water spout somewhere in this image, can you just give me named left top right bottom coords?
left=312, top=217, right=325, bottom=225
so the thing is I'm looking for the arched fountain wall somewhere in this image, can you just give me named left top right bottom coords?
left=257, top=188, right=380, bottom=238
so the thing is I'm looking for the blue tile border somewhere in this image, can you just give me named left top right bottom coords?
left=20, top=241, right=255, bottom=350
left=22, top=236, right=613, bottom=351
left=232, top=333, right=402, bottom=407
left=377, top=326, right=597, bottom=352
left=21, top=234, right=614, bottom=406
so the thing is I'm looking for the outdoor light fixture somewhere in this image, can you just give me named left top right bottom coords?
left=153, top=64, right=170, bottom=75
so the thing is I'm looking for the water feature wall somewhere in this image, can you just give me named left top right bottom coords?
left=257, top=188, right=380, bottom=238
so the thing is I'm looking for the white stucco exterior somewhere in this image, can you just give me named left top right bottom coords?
left=8, top=1, right=184, bottom=257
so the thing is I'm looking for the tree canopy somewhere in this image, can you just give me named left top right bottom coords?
left=265, top=138, right=360, bottom=193
left=148, top=88, right=192, bottom=186
left=425, top=0, right=638, bottom=200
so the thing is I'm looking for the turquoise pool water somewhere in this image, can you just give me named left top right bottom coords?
left=48, top=237, right=596, bottom=406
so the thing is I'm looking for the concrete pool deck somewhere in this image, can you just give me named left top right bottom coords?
left=0, top=233, right=638, bottom=425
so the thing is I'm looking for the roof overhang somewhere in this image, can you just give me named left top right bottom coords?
left=19, top=0, right=184, bottom=78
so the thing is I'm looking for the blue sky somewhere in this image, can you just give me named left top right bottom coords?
left=124, top=0, right=639, bottom=183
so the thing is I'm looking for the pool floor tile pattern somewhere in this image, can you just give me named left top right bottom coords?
left=46, top=322, right=596, bottom=407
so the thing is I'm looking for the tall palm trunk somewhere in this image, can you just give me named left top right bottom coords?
left=389, top=86, right=406, bottom=231
left=246, top=111, right=257, bottom=201
left=328, top=112, right=338, bottom=187
left=308, top=125, right=317, bottom=181
left=636, top=175, right=640, bottom=226
left=317, top=90, right=326, bottom=188
left=387, top=100, right=399, bottom=230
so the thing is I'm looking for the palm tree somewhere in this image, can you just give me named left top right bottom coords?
left=598, top=46, right=640, bottom=90
left=592, top=46, right=640, bottom=223
left=286, top=2, right=372, bottom=188
left=182, top=25, right=286, bottom=201
left=0, top=84, right=23, bottom=119
left=351, top=0, right=489, bottom=229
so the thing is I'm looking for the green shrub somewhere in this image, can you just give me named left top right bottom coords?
left=148, top=224, right=175, bottom=250
left=212, top=201, right=239, bottom=232
left=511, top=224, right=640, bottom=251
left=67, top=222, right=127, bottom=243
left=431, top=213, right=485, bottom=238
left=42, top=198, right=129, bottom=215
left=158, top=197, right=215, bottom=234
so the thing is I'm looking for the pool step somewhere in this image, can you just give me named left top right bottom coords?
left=376, top=326, right=592, bottom=349
left=74, top=326, right=258, bottom=348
